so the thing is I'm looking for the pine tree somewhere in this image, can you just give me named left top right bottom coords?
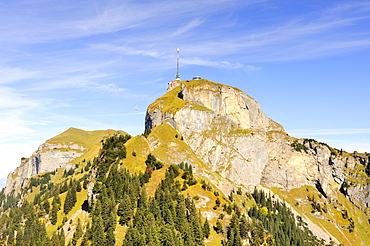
left=42, top=199, right=50, bottom=214
left=50, top=230, right=65, bottom=246
left=71, top=218, right=83, bottom=245
left=137, top=187, right=148, bottom=209
left=118, top=195, right=134, bottom=225
left=239, top=214, right=249, bottom=239
left=105, top=225, right=116, bottom=245
left=64, top=182, right=77, bottom=214
left=91, top=216, right=105, bottom=246
left=159, top=226, right=175, bottom=246
left=214, top=220, right=223, bottom=234
left=51, top=196, right=59, bottom=225
left=124, top=227, right=140, bottom=246
left=22, top=210, right=49, bottom=245
left=203, top=218, right=210, bottom=239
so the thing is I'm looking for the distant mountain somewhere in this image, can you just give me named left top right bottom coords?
left=1, top=79, right=369, bottom=246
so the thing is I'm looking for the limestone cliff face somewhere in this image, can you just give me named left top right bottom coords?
left=145, top=79, right=370, bottom=212
left=4, top=128, right=119, bottom=195
left=5, top=142, right=85, bottom=195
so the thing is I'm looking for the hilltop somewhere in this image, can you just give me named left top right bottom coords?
left=1, top=79, right=369, bottom=245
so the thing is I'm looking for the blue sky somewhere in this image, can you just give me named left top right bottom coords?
left=1, top=0, right=370, bottom=179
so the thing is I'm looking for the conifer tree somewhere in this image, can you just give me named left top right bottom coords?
left=118, top=195, right=134, bottom=225
left=15, top=229, right=24, bottom=246
left=72, top=218, right=83, bottom=245
left=214, top=220, right=223, bottom=234
left=42, top=199, right=50, bottom=214
left=52, top=230, right=65, bottom=246
left=22, top=209, right=48, bottom=245
left=124, top=227, right=140, bottom=246
left=137, top=187, right=148, bottom=209
left=50, top=197, right=58, bottom=225
left=203, top=218, right=210, bottom=239
left=91, top=216, right=105, bottom=246
left=105, top=225, right=116, bottom=246
left=64, top=182, right=77, bottom=214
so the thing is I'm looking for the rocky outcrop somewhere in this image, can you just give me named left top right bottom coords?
left=145, top=79, right=370, bottom=212
left=4, top=142, right=85, bottom=195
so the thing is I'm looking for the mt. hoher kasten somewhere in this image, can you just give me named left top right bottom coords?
left=1, top=79, right=370, bottom=245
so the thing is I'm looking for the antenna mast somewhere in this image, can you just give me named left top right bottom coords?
left=175, top=48, right=180, bottom=80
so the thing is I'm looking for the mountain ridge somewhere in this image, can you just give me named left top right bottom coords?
left=144, top=78, right=370, bottom=244
left=1, top=78, right=369, bottom=245
left=4, top=127, right=122, bottom=195
left=145, top=80, right=369, bottom=195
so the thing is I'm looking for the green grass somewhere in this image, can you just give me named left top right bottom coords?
left=148, top=123, right=209, bottom=171
left=115, top=223, right=127, bottom=245
left=148, top=79, right=256, bottom=117
left=181, top=79, right=243, bottom=93
left=46, top=127, right=121, bottom=165
left=121, top=135, right=149, bottom=174
left=190, top=104, right=213, bottom=112
left=229, top=129, right=252, bottom=135
left=145, top=164, right=170, bottom=197
left=46, top=189, right=88, bottom=237
left=148, top=86, right=188, bottom=115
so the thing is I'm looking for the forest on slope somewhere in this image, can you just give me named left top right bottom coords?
left=0, top=133, right=328, bottom=245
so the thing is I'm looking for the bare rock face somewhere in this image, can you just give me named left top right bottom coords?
left=4, top=143, right=85, bottom=195
left=145, top=79, right=370, bottom=212
left=147, top=80, right=289, bottom=188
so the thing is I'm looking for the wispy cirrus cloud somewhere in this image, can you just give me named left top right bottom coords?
left=91, top=44, right=167, bottom=59
left=0, top=86, right=40, bottom=109
left=1, top=0, right=370, bottom=178
left=172, top=18, right=204, bottom=37
left=182, top=57, right=260, bottom=70
left=0, top=66, right=39, bottom=84
left=0, top=0, right=253, bottom=45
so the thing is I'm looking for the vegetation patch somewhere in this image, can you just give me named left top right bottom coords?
left=271, top=185, right=370, bottom=246
left=291, top=140, right=309, bottom=153
left=229, top=128, right=252, bottom=135
left=148, top=86, right=188, bottom=115
left=191, top=104, right=213, bottom=112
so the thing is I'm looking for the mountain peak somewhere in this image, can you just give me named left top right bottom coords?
left=145, top=79, right=369, bottom=212
left=146, top=78, right=283, bottom=133
left=2, top=79, right=370, bottom=245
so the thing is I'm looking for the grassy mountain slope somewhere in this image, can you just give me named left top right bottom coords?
left=0, top=128, right=322, bottom=245
left=46, top=127, right=124, bottom=165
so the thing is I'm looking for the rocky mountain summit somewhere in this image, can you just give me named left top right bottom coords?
left=146, top=79, right=370, bottom=213
left=2, top=78, right=370, bottom=245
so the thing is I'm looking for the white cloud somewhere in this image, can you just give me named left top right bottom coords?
left=182, top=57, right=260, bottom=70
left=86, top=82, right=127, bottom=93
left=0, top=66, right=39, bottom=84
left=0, top=113, right=36, bottom=141
left=172, top=18, right=204, bottom=36
left=0, top=86, right=39, bottom=109
left=92, top=44, right=166, bottom=59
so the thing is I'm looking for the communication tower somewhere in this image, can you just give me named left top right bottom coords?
left=175, top=48, right=180, bottom=80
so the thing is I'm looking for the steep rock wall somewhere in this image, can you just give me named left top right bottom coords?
left=4, top=143, right=85, bottom=195
left=145, top=79, right=370, bottom=213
